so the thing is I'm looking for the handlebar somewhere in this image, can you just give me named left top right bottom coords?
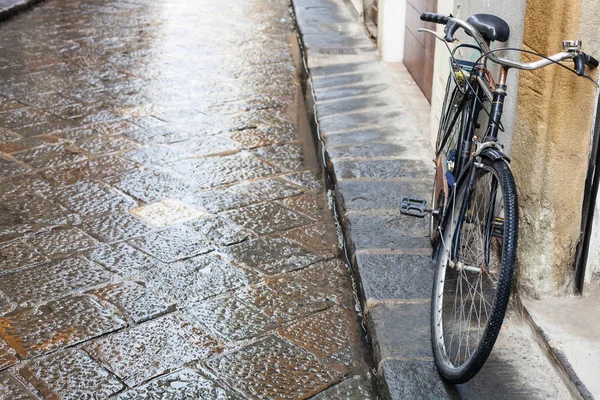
left=420, top=12, right=598, bottom=75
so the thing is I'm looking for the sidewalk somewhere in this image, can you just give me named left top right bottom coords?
left=0, top=0, right=375, bottom=398
left=291, top=0, right=578, bottom=398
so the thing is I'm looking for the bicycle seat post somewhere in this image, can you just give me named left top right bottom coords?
left=483, top=65, right=509, bottom=142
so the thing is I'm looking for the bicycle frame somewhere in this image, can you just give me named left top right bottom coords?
left=436, top=54, right=509, bottom=261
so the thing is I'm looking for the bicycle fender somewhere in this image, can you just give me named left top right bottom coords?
left=477, top=143, right=510, bottom=163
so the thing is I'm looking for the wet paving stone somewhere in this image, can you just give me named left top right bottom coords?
left=128, top=225, right=214, bottom=262
left=80, top=212, right=154, bottom=242
left=124, top=125, right=193, bottom=145
left=88, top=281, right=175, bottom=323
left=124, top=145, right=190, bottom=166
left=74, top=135, right=138, bottom=156
left=0, top=240, right=47, bottom=273
left=85, top=313, right=221, bottom=387
left=278, top=306, right=365, bottom=371
left=0, top=209, right=39, bottom=243
left=0, top=108, right=58, bottom=130
left=281, top=170, right=323, bottom=191
left=280, top=193, right=328, bottom=221
left=145, top=253, right=254, bottom=304
left=0, top=156, right=29, bottom=178
left=20, top=349, right=124, bottom=399
left=311, top=375, right=376, bottom=400
left=188, top=295, right=276, bottom=342
left=227, top=128, right=277, bottom=149
left=131, top=199, right=205, bottom=227
left=116, top=368, right=236, bottom=399
left=0, top=296, right=126, bottom=359
left=0, top=174, right=54, bottom=201
left=109, top=167, right=199, bottom=203
left=184, top=214, right=253, bottom=246
left=237, top=275, right=332, bottom=323
left=42, top=155, right=138, bottom=185
left=171, top=151, right=279, bottom=189
left=253, top=143, right=305, bottom=171
left=0, top=338, right=18, bottom=370
left=224, top=202, right=312, bottom=235
left=206, top=336, right=339, bottom=399
left=0, top=256, right=113, bottom=308
left=51, top=181, right=138, bottom=217
left=12, top=144, right=85, bottom=169
left=189, top=177, right=302, bottom=213
left=281, top=222, right=340, bottom=259
left=177, top=135, right=241, bottom=157
left=1, top=193, right=80, bottom=227
left=88, top=242, right=165, bottom=277
left=25, top=226, right=96, bottom=259
left=238, top=259, right=355, bottom=323
left=0, top=136, right=57, bottom=154
left=0, top=371, right=38, bottom=399
left=224, top=237, right=324, bottom=275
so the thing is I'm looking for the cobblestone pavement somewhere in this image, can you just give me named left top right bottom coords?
left=0, top=0, right=375, bottom=398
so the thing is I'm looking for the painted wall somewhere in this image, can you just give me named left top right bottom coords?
left=429, top=0, right=527, bottom=154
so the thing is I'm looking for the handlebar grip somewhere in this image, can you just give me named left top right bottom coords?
left=586, top=54, right=599, bottom=69
left=420, top=12, right=449, bottom=25
left=574, top=53, right=599, bottom=76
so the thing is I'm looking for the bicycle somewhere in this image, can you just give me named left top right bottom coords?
left=400, top=12, right=599, bottom=383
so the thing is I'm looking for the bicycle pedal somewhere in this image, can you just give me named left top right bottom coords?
left=401, top=197, right=428, bottom=218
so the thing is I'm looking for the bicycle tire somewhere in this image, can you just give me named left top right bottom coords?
left=431, top=158, right=518, bottom=383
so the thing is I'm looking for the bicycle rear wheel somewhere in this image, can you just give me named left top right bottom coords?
left=431, top=158, right=518, bottom=383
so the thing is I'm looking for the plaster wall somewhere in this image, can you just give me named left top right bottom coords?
left=511, top=0, right=600, bottom=296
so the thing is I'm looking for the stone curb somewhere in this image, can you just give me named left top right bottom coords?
left=289, top=0, right=447, bottom=398
left=0, top=0, right=44, bottom=22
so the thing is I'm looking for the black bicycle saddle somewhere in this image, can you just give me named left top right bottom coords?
left=466, top=14, right=510, bottom=42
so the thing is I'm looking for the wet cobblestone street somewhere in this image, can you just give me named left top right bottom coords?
left=0, top=0, right=375, bottom=398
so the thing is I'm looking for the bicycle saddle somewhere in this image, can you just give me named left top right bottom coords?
left=466, top=14, right=510, bottom=42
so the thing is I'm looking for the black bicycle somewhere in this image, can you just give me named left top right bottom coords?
left=400, top=12, right=598, bottom=383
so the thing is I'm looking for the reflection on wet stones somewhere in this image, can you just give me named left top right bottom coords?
left=224, top=237, right=324, bottom=275
left=128, top=225, right=214, bottom=262
left=20, top=349, right=124, bottom=399
left=0, top=371, right=38, bottom=399
left=188, top=177, right=302, bottom=213
left=88, top=241, right=165, bottom=276
left=87, top=281, right=175, bottom=323
left=0, top=338, right=17, bottom=370
left=84, top=313, right=221, bottom=387
left=145, top=252, right=255, bottom=303
left=0, top=257, right=112, bottom=307
left=0, top=296, right=126, bottom=358
left=116, top=368, right=236, bottom=399
left=224, top=202, right=312, bottom=235
left=206, top=336, right=339, bottom=399
left=171, top=151, right=279, bottom=189
left=0, top=240, right=47, bottom=273
left=188, top=295, right=276, bottom=341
